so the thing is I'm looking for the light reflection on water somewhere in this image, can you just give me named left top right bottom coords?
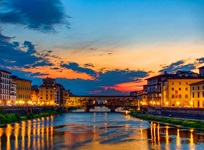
left=0, top=113, right=204, bottom=150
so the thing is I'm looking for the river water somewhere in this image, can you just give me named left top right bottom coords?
left=1, top=112, right=204, bottom=150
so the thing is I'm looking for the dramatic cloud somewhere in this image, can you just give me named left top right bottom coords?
left=0, top=0, right=69, bottom=32
left=56, top=69, right=148, bottom=95
left=159, top=60, right=196, bottom=73
left=0, top=32, right=53, bottom=68
left=61, top=62, right=97, bottom=77
left=96, top=69, right=148, bottom=86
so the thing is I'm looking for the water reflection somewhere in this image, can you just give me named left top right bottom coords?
left=0, top=116, right=55, bottom=150
left=0, top=113, right=204, bottom=150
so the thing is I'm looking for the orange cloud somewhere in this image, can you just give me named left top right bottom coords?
left=104, top=80, right=147, bottom=93
left=21, top=66, right=94, bottom=80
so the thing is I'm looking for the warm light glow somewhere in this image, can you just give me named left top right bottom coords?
left=177, top=101, right=180, bottom=106
left=165, top=102, right=169, bottom=105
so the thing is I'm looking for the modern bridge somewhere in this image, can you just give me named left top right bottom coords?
left=65, top=95, right=138, bottom=112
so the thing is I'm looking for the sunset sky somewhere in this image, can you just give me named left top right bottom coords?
left=0, top=0, right=204, bottom=95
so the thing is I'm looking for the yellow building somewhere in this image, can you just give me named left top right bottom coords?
left=39, top=86, right=56, bottom=106
left=190, top=80, right=204, bottom=107
left=11, top=76, right=32, bottom=105
left=162, top=78, right=204, bottom=107
left=31, top=85, right=39, bottom=105
left=39, top=78, right=57, bottom=106
left=137, top=88, right=148, bottom=107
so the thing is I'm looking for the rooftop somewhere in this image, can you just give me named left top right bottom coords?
left=11, top=75, right=32, bottom=82
left=198, top=66, right=204, bottom=69
left=167, top=77, right=204, bottom=80
left=190, top=80, right=204, bottom=85
left=0, top=69, right=11, bottom=74
left=146, top=73, right=176, bottom=80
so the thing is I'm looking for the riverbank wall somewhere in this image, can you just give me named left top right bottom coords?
left=147, top=107, right=204, bottom=120
left=0, top=106, right=57, bottom=116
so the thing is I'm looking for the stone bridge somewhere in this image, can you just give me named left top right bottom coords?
left=65, top=95, right=138, bottom=112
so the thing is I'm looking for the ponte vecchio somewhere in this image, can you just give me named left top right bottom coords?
left=65, top=95, right=138, bottom=112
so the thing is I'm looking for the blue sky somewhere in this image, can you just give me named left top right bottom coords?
left=0, top=0, right=204, bottom=95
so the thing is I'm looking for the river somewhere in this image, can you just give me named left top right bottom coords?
left=1, top=112, right=204, bottom=150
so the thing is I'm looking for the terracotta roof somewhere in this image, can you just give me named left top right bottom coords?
left=190, top=80, right=204, bottom=85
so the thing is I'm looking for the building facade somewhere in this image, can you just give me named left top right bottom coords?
left=11, top=76, right=32, bottom=105
left=190, top=80, right=204, bottom=108
left=146, top=73, right=176, bottom=106
left=10, top=79, right=17, bottom=105
left=162, top=78, right=204, bottom=107
left=31, top=85, right=39, bottom=105
left=0, top=70, right=11, bottom=105
left=39, top=77, right=57, bottom=106
left=56, top=84, right=66, bottom=106
left=137, top=85, right=148, bottom=107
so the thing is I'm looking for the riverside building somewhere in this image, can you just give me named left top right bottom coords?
left=39, top=77, right=56, bottom=106
left=0, top=70, right=11, bottom=105
left=11, top=76, right=32, bottom=105
left=146, top=68, right=204, bottom=107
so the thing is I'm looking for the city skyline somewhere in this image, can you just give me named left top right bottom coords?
left=0, top=0, right=204, bottom=95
